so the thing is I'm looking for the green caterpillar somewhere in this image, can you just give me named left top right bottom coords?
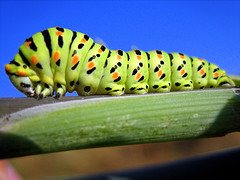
left=5, top=27, right=235, bottom=99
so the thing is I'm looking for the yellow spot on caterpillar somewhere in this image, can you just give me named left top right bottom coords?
left=72, top=55, right=79, bottom=65
left=157, top=54, right=163, bottom=59
left=180, top=69, right=185, bottom=76
left=137, top=55, right=141, bottom=60
left=214, top=72, right=219, bottom=78
left=180, top=55, right=185, bottom=59
left=88, top=61, right=95, bottom=69
left=200, top=69, right=205, bottom=75
left=26, top=41, right=32, bottom=46
left=5, top=64, right=11, bottom=71
left=112, top=72, right=119, bottom=79
left=157, top=70, right=163, bottom=77
left=136, top=72, right=141, bottom=80
left=56, top=31, right=63, bottom=36
left=81, top=38, right=87, bottom=43
left=53, top=51, right=60, bottom=62
left=117, top=55, right=122, bottom=60
left=17, top=70, right=27, bottom=76
left=31, top=56, right=37, bottom=65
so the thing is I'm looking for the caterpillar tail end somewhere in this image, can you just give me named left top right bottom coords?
left=217, top=75, right=236, bottom=88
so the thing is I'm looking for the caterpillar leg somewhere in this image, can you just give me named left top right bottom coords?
left=173, top=80, right=193, bottom=91
left=151, top=81, right=171, bottom=92
left=129, top=84, right=148, bottom=94
left=54, top=83, right=66, bottom=99
left=35, top=83, right=53, bottom=99
left=104, top=85, right=125, bottom=96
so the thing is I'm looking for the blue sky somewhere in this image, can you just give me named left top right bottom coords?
left=0, top=0, right=239, bottom=97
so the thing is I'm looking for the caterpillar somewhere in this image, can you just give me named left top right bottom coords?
left=5, top=27, right=235, bottom=99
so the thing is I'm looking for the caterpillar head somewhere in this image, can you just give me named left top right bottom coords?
left=5, top=62, right=38, bottom=97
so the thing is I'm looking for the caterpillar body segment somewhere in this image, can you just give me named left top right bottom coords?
left=65, top=31, right=94, bottom=94
left=95, top=50, right=128, bottom=96
left=77, top=43, right=109, bottom=96
left=170, top=53, right=193, bottom=91
left=125, top=50, right=149, bottom=94
left=148, top=50, right=171, bottom=93
left=20, top=29, right=54, bottom=97
left=191, top=57, right=209, bottom=89
left=5, top=27, right=235, bottom=99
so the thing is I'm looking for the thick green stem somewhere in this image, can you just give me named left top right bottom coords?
left=0, top=88, right=240, bottom=159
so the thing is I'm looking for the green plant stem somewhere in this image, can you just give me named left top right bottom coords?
left=0, top=88, right=240, bottom=159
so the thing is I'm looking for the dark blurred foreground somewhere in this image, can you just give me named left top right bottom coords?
left=75, top=146, right=240, bottom=180
left=7, top=132, right=240, bottom=179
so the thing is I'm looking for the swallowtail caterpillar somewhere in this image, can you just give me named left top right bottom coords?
left=5, top=27, right=235, bottom=99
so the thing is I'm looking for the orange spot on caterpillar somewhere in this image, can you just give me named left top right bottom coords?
left=137, top=55, right=141, bottom=60
left=157, top=54, right=163, bottom=59
left=180, top=55, right=185, bottom=59
left=198, top=58, right=204, bottom=61
left=17, top=71, right=27, bottom=76
left=157, top=70, right=163, bottom=77
left=98, top=49, right=103, bottom=53
left=117, top=55, right=122, bottom=60
left=221, top=71, right=225, bottom=76
left=112, top=72, right=119, bottom=79
left=5, top=64, right=11, bottom=71
left=81, top=38, right=87, bottom=43
left=31, top=56, right=37, bottom=65
left=53, top=51, right=60, bottom=62
left=72, top=55, right=79, bottom=65
left=56, top=31, right=63, bottom=36
left=214, top=72, right=219, bottom=78
left=200, top=69, right=205, bottom=75
left=136, top=72, right=141, bottom=80
left=180, top=69, right=185, bottom=76
left=26, top=41, right=32, bottom=46
left=87, top=61, right=95, bottom=69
